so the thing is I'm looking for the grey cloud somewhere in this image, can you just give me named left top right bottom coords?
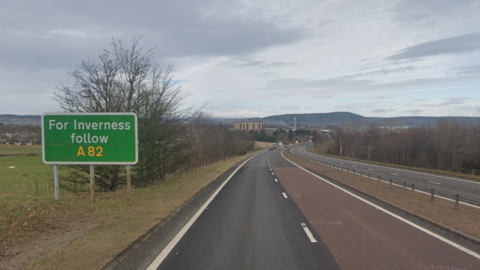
left=259, top=73, right=480, bottom=98
left=456, top=65, right=480, bottom=75
left=280, top=104, right=300, bottom=111
left=402, top=97, right=472, bottom=109
left=441, top=96, right=470, bottom=106
left=388, top=32, right=480, bottom=60
left=375, top=96, right=387, bottom=99
left=314, top=94, right=333, bottom=99
left=405, top=109, right=423, bottom=115
left=264, top=78, right=375, bottom=90
left=392, top=0, right=479, bottom=22
left=346, top=66, right=418, bottom=78
left=226, top=58, right=294, bottom=69
left=1, top=0, right=307, bottom=71
left=335, top=102, right=378, bottom=110
left=371, top=108, right=395, bottom=114
left=410, top=98, right=429, bottom=102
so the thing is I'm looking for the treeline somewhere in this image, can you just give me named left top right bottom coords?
left=0, top=124, right=41, bottom=144
left=314, top=118, right=480, bottom=174
left=252, top=128, right=317, bottom=143
left=250, top=129, right=276, bottom=142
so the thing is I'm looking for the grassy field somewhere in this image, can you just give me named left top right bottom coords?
left=0, top=145, right=42, bottom=155
left=0, top=148, right=264, bottom=270
left=0, top=153, right=64, bottom=199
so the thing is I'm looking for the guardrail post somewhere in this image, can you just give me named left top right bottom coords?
left=361, top=171, right=363, bottom=177
left=455, top=194, right=459, bottom=210
left=430, top=189, right=434, bottom=202
left=368, top=173, right=371, bottom=179
left=403, top=182, right=406, bottom=192
left=389, top=178, right=392, bottom=185
left=353, top=169, right=355, bottom=176
left=378, top=175, right=381, bottom=183
left=411, top=184, right=415, bottom=195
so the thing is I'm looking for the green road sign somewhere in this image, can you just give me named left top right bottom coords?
left=42, top=113, right=138, bottom=165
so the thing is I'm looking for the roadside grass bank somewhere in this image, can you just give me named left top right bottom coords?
left=307, top=145, right=480, bottom=182
left=0, top=149, right=263, bottom=270
left=284, top=149, right=480, bottom=242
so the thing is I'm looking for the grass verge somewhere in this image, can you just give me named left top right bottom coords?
left=0, top=149, right=263, bottom=270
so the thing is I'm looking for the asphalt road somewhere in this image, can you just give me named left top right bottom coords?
left=292, top=144, right=480, bottom=205
left=157, top=150, right=340, bottom=270
left=108, top=148, right=480, bottom=270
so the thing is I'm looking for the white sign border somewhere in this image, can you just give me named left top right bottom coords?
left=41, top=112, right=138, bottom=165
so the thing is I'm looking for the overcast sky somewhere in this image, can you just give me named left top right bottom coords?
left=1, top=0, right=480, bottom=118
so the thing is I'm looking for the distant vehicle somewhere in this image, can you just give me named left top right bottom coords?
left=269, top=147, right=273, bottom=151
left=285, top=145, right=288, bottom=148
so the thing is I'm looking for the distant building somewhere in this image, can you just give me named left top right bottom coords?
left=234, top=121, right=264, bottom=131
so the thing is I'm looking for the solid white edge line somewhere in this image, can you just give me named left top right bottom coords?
left=281, top=149, right=480, bottom=260
left=282, top=192, right=288, bottom=198
left=301, top=223, right=318, bottom=243
left=146, top=152, right=265, bottom=270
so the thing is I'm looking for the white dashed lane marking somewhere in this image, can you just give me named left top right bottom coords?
left=301, top=223, right=318, bottom=243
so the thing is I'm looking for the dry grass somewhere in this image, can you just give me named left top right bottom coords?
left=284, top=149, right=480, bottom=241
left=9, top=150, right=263, bottom=270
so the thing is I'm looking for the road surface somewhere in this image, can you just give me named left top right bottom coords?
left=107, top=149, right=480, bottom=270
left=157, top=150, right=340, bottom=269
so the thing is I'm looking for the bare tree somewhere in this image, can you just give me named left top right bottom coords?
left=54, top=37, right=186, bottom=190
left=366, top=122, right=380, bottom=160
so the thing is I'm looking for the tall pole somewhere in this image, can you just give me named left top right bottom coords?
left=54, top=164, right=60, bottom=200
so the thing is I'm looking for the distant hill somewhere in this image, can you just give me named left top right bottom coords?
left=1, top=113, right=478, bottom=128
left=0, top=114, right=41, bottom=126
left=217, top=112, right=478, bottom=128
left=259, top=112, right=367, bottom=127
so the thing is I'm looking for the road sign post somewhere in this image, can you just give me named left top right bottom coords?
left=42, top=113, right=138, bottom=201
